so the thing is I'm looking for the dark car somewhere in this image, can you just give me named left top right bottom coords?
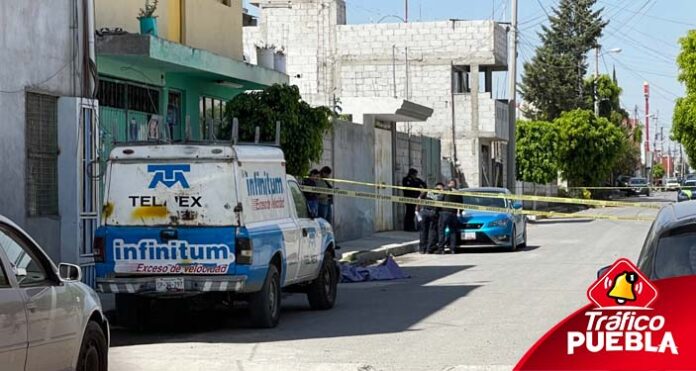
left=632, top=201, right=696, bottom=280
left=626, top=177, right=650, bottom=196
left=616, top=175, right=631, bottom=188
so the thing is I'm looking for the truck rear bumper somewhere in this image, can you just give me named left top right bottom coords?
left=96, top=275, right=248, bottom=296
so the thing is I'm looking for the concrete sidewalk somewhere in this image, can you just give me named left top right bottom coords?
left=338, top=231, right=419, bottom=266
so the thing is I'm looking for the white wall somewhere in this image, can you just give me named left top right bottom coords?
left=0, top=0, right=85, bottom=260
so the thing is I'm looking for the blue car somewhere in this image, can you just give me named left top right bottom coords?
left=456, top=187, right=527, bottom=251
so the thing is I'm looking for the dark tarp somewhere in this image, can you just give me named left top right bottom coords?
left=340, top=256, right=411, bottom=283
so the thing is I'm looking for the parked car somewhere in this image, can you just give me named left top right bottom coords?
left=94, top=144, right=339, bottom=329
left=0, top=215, right=109, bottom=371
left=683, top=173, right=696, bottom=185
left=605, top=201, right=696, bottom=280
left=456, top=187, right=527, bottom=251
left=626, top=177, right=650, bottom=196
left=665, top=177, right=681, bottom=191
left=616, top=175, right=631, bottom=189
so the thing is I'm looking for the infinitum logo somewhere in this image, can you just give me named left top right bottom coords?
left=148, top=164, right=190, bottom=189
left=566, top=258, right=677, bottom=356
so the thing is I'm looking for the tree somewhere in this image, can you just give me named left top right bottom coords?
left=221, top=84, right=332, bottom=176
left=516, top=120, right=559, bottom=184
left=673, top=30, right=696, bottom=164
left=583, top=74, right=628, bottom=121
left=555, top=109, right=624, bottom=186
left=652, top=163, right=665, bottom=180
left=519, top=0, right=607, bottom=120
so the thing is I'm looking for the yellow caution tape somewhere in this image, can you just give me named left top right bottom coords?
left=317, top=178, right=662, bottom=210
left=300, top=185, right=656, bottom=222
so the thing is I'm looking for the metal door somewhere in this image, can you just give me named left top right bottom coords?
left=79, top=101, right=100, bottom=287
left=374, top=126, right=393, bottom=232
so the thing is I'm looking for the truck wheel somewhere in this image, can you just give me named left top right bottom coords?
left=115, top=294, right=150, bottom=331
left=76, top=321, right=108, bottom=371
left=249, top=264, right=281, bottom=328
left=306, top=253, right=338, bottom=310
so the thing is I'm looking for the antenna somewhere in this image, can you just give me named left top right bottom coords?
left=275, top=121, right=281, bottom=146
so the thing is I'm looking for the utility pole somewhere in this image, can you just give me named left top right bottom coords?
left=405, top=0, right=408, bottom=23
left=507, top=0, right=518, bottom=192
left=644, top=82, right=651, bottom=181
left=594, top=47, right=600, bottom=116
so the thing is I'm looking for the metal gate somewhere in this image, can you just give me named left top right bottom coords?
left=79, top=101, right=100, bottom=287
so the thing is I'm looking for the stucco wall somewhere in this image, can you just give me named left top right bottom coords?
left=0, top=0, right=84, bottom=260
left=95, top=0, right=243, bottom=60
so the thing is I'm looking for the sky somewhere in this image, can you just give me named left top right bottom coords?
left=245, top=0, right=696, bottom=154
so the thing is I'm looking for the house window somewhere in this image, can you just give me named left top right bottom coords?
left=200, top=97, right=227, bottom=140
left=453, top=68, right=470, bottom=93
left=25, top=92, right=59, bottom=217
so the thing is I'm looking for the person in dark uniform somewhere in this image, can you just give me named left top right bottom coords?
left=417, top=182, right=445, bottom=254
left=303, top=169, right=321, bottom=216
left=402, top=168, right=427, bottom=231
left=437, top=179, right=463, bottom=254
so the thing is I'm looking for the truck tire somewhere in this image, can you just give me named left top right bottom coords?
left=76, top=321, right=108, bottom=371
left=306, top=253, right=338, bottom=310
left=249, top=264, right=281, bottom=328
left=115, top=294, right=150, bottom=331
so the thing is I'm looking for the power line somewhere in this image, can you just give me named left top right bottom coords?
left=597, top=0, right=696, bottom=27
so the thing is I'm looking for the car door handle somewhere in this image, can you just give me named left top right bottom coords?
left=302, top=228, right=308, bottom=237
left=26, top=301, right=37, bottom=312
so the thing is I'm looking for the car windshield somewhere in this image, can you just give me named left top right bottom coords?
left=654, top=228, right=696, bottom=279
left=630, top=178, right=647, bottom=185
left=461, top=193, right=507, bottom=209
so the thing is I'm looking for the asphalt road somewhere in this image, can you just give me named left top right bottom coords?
left=108, top=193, right=673, bottom=371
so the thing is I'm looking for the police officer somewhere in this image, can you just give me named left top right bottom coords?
left=402, top=168, right=427, bottom=231
left=417, top=183, right=445, bottom=254
left=437, top=179, right=463, bottom=254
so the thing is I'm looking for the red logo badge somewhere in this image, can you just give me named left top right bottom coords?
left=587, top=258, right=658, bottom=309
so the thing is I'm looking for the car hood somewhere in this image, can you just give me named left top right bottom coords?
left=458, top=210, right=509, bottom=223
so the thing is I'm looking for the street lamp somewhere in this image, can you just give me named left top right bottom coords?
left=594, top=47, right=622, bottom=116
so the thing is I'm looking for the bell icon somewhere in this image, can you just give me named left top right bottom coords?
left=607, top=271, right=638, bottom=304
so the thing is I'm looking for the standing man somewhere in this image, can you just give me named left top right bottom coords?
left=417, top=182, right=445, bottom=254
left=402, top=168, right=427, bottom=232
left=303, top=169, right=321, bottom=216
left=317, top=166, right=334, bottom=223
left=437, top=179, right=463, bottom=254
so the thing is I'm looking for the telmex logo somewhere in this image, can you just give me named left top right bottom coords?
left=148, top=164, right=190, bottom=189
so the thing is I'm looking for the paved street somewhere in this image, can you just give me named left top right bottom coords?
left=108, top=194, right=672, bottom=371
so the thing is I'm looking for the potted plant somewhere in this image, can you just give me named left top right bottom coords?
left=138, top=0, right=159, bottom=36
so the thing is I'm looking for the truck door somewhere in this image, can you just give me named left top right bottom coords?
left=287, top=181, right=322, bottom=279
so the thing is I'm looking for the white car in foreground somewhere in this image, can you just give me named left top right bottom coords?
left=0, top=215, right=109, bottom=371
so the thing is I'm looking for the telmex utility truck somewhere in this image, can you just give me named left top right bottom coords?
left=94, top=142, right=338, bottom=328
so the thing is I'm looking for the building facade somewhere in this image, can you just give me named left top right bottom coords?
left=0, top=0, right=98, bottom=269
left=244, top=0, right=512, bottom=188
left=95, top=0, right=288, bottom=160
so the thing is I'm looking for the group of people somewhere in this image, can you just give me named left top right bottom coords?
left=402, top=169, right=464, bottom=254
left=302, top=166, right=334, bottom=223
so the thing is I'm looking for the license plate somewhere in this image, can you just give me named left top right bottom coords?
left=462, top=232, right=476, bottom=241
left=156, top=277, right=184, bottom=292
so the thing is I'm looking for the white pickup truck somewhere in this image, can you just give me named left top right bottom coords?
left=94, top=144, right=338, bottom=328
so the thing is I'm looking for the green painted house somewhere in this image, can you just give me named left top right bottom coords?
left=96, top=33, right=288, bottom=157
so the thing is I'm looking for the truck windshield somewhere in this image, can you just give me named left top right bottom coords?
left=104, top=161, right=238, bottom=226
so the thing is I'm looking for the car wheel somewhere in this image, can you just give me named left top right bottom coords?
left=508, top=226, right=518, bottom=251
left=76, top=321, right=108, bottom=371
left=519, top=224, right=527, bottom=249
left=307, top=252, right=338, bottom=310
left=249, top=264, right=281, bottom=328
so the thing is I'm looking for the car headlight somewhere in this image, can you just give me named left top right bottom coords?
left=487, top=218, right=509, bottom=228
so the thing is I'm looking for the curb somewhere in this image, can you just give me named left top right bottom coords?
left=339, top=240, right=420, bottom=266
